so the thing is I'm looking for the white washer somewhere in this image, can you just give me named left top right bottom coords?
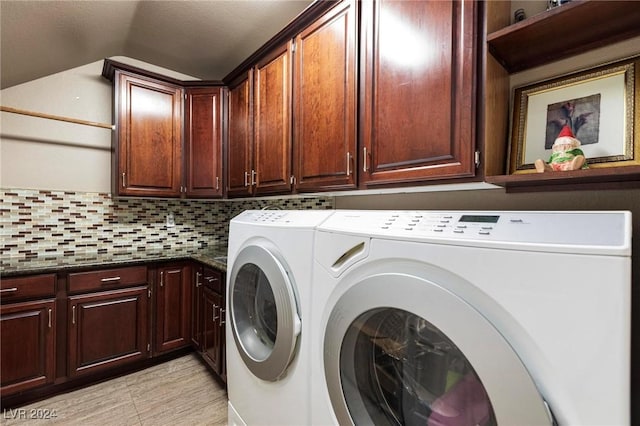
left=310, top=210, right=631, bottom=426
left=226, top=209, right=334, bottom=426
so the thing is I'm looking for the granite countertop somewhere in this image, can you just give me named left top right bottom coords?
left=0, top=245, right=228, bottom=277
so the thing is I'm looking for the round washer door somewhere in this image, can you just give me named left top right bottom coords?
left=324, top=272, right=553, bottom=425
left=229, top=244, right=301, bottom=381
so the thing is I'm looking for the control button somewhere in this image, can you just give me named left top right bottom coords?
left=433, top=228, right=444, bottom=232
left=404, top=228, right=414, bottom=231
left=443, top=215, right=453, bottom=219
left=453, top=229, right=464, bottom=234
left=440, top=220, right=450, bottom=223
left=481, top=226, right=493, bottom=230
left=436, top=224, right=447, bottom=228
left=510, top=218, right=524, bottom=223
left=479, top=230, right=491, bottom=235
left=456, top=225, right=467, bottom=229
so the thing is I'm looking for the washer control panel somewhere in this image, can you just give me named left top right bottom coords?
left=378, top=213, right=502, bottom=236
left=317, top=210, right=631, bottom=251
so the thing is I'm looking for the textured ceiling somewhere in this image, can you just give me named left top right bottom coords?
left=0, top=0, right=314, bottom=89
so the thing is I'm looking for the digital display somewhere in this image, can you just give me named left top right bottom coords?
left=459, top=215, right=500, bottom=223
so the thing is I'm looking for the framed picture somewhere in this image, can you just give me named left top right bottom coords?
left=509, top=55, right=639, bottom=174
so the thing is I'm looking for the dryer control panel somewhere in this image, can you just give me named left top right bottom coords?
left=231, top=209, right=334, bottom=227
left=317, top=210, right=631, bottom=255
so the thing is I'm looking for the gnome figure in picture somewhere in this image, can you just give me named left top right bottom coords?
left=535, top=124, right=588, bottom=172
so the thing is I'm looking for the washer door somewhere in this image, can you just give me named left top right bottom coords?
left=324, top=273, right=553, bottom=425
left=229, top=244, right=301, bottom=381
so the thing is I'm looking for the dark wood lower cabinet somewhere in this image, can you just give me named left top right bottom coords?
left=202, top=287, right=224, bottom=376
left=155, top=263, right=192, bottom=354
left=0, top=299, right=55, bottom=396
left=193, top=266, right=226, bottom=382
left=1, top=261, right=221, bottom=407
left=68, top=286, right=149, bottom=377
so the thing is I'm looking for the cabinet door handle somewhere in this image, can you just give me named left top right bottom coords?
left=160, top=271, right=164, bottom=287
left=251, top=170, right=256, bottom=186
left=72, top=306, right=76, bottom=325
left=219, top=308, right=225, bottom=327
left=216, top=176, right=220, bottom=191
left=212, top=304, right=219, bottom=322
left=244, top=171, right=249, bottom=187
left=122, top=172, right=126, bottom=187
left=0, top=287, right=18, bottom=293
left=205, top=276, right=218, bottom=283
left=346, top=152, right=352, bottom=176
left=363, top=147, right=369, bottom=172
left=48, top=308, right=52, bottom=328
left=196, top=272, right=202, bottom=287
left=100, top=276, right=121, bottom=283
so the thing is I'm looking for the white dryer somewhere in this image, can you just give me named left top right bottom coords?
left=226, top=209, right=334, bottom=426
left=310, top=210, right=631, bottom=426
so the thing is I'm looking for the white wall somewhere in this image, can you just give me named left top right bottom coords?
left=0, top=56, right=197, bottom=192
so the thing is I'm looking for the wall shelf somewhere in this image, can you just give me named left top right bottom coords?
left=486, top=166, right=640, bottom=193
left=487, top=1, right=640, bottom=73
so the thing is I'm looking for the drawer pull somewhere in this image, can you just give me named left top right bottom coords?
left=0, top=287, right=18, bottom=293
left=100, top=276, right=121, bottom=283
left=219, top=308, right=225, bottom=327
left=205, top=277, right=218, bottom=282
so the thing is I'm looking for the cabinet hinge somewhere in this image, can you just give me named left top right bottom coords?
left=475, top=150, right=481, bottom=168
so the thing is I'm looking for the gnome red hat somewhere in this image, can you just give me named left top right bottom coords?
left=553, top=124, right=581, bottom=149
left=557, top=124, right=574, bottom=138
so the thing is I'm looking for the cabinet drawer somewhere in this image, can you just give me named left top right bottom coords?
left=68, top=265, right=147, bottom=294
left=203, top=268, right=223, bottom=294
left=0, top=274, right=56, bottom=302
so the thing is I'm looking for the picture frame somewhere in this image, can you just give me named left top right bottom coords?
left=509, top=55, right=640, bottom=174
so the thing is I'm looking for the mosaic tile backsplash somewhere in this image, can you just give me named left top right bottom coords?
left=1, top=189, right=334, bottom=260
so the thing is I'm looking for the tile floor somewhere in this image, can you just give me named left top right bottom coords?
left=1, top=354, right=228, bottom=425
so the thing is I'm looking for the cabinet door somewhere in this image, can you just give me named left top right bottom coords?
left=115, top=71, right=183, bottom=197
left=1, top=299, right=55, bottom=396
left=227, top=71, right=254, bottom=197
left=293, top=0, right=357, bottom=192
left=191, top=266, right=203, bottom=349
left=155, top=264, right=191, bottom=354
left=185, top=87, right=223, bottom=198
left=253, top=42, right=293, bottom=195
left=68, top=287, right=149, bottom=377
left=360, top=0, right=477, bottom=187
left=202, top=287, right=223, bottom=376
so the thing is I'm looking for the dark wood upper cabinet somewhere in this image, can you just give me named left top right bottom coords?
left=293, top=0, right=357, bottom=192
left=226, top=71, right=254, bottom=198
left=185, top=87, right=224, bottom=198
left=360, top=0, right=477, bottom=187
left=113, top=71, right=183, bottom=197
left=253, top=41, right=293, bottom=195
